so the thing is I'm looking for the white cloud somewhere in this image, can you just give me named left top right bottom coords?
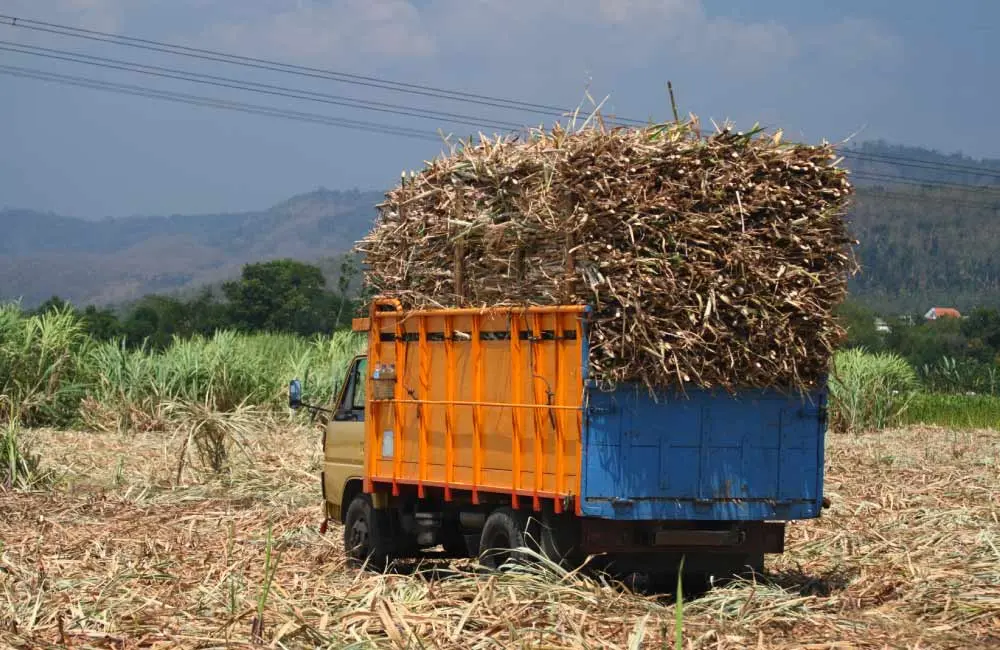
left=199, top=0, right=434, bottom=68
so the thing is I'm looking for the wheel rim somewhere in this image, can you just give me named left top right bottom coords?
left=348, top=518, right=370, bottom=557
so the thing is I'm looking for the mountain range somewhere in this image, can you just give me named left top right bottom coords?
left=0, top=188, right=381, bottom=307
left=3, top=141, right=1000, bottom=315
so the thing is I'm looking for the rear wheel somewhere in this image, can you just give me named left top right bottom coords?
left=343, top=494, right=395, bottom=570
left=478, top=508, right=530, bottom=570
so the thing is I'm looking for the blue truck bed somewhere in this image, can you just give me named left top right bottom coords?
left=580, top=383, right=828, bottom=521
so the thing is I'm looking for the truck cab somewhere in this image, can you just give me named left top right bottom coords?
left=320, top=355, right=367, bottom=524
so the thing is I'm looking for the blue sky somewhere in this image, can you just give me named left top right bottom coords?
left=1, top=0, right=998, bottom=218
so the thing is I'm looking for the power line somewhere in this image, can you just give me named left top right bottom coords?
left=0, top=13, right=643, bottom=125
left=843, top=150, right=1000, bottom=182
left=0, top=64, right=445, bottom=142
left=850, top=170, right=1000, bottom=195
left=6, top=13, right=1000, bottom=180
left=840, top=148, right=1000, bottom=177
left=851, top=181, right=1000, bottom=211
left=0, top=40, right=527, bottom=133
left=7, top=59, right=999, bottom=202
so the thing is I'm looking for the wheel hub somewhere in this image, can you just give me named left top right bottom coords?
left=349, top=519, right=370, bottom=554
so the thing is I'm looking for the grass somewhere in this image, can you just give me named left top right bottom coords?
left=1, top=421, right=998, bottom=648
left=0, top=416, right=50, bottom=491
left=901, top=392, right=1000, bottom=429
left=1, top=302, right=364, bottom=431
left=828, top=348, right=918, bottom=433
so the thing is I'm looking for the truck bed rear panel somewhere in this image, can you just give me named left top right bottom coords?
left=581, top=384, right=826, bottom=521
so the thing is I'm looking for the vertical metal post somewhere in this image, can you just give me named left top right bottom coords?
left=509, top=313, right=523, bottom=510
left=574, top=312, right=585, bottom=516
left=529, top=313, right=546, bottom=511
left=471, top=313, right=483, bottom=505
left=417, top=316, right=429, bottom=499
left=364, top=305, right=380, bottom=494
left=553, top=312, right=566, bottom=514
left=392, top=317, right=406, bottom=497
left=444, top=315, right=456, bottom=501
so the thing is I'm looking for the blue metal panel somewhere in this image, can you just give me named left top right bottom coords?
left=580, top=382, right=827, bottom=521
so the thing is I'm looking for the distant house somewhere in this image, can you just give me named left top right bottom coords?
left=874, top=318, right=892, bottom=334
left=923, top=307, right=962, bottom=320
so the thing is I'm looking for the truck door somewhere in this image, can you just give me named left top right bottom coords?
left=323, top=356, right=367, bottom=513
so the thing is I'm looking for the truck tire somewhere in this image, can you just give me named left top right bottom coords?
left=537, top=511, right=582, bottom=569
left=478, top=507, right=531, bottom=570
left=343, top=494, right=395, bottom=570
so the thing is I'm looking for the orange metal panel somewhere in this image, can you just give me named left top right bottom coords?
left=363, top=303, right=586, bottom=508
left=352, top=317, right=370, bottom=332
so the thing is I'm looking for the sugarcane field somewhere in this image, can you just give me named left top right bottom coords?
left=3, top=5, right=1000, bottom=649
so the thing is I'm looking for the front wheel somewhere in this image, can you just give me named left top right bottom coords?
left=343, top=494, right=395, bottom=570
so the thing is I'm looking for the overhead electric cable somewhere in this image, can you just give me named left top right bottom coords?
left=0, top=13, right=643, bottom=125
left=0, top=40, right=526, bottom=133
left=0, top=63, right=445, bottom=142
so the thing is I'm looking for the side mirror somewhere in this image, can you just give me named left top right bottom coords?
left=289, top=379, right=302, bottom=409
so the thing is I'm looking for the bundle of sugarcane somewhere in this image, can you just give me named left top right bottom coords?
left=356, top=118, right=856, bottom=394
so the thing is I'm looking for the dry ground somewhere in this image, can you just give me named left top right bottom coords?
left=1, top=423, right=998, bottom=649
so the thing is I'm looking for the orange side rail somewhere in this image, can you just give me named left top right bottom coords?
left=444, top=315, right=456, bottom=501
left=391, top=318, right=406, bottom=497
left=553, top=312, right=566, bottom=514
left=363, top=302, right=588, bottom=510
left=471, top=313, right=483, bottom=505
left=417, top=317, right=430, bottom=499
left=529, top=313, right=547, bottom=511
left=509, top=313, right=524, bottom=510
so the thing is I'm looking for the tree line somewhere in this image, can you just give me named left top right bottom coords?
left=837, top=300, right=1000, bottom=393
left=26, top=256, right=1000, bottom=392
left=30, top=259, right=361, bottom=349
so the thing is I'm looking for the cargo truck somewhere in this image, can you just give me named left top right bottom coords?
left=290, top=298, right=829, bottom=583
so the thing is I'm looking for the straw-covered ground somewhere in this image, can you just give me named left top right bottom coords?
left=2, top=424, right=998, bottom=649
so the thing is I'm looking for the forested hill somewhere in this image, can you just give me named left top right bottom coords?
left=2, top=141, right=999, bottom=314
left=842, top=141, right=1000, bottom=315
left=0, top=188, right=382, bottom=307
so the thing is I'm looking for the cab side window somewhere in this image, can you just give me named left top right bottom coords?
left=337, top=357, right=367, bottom=420
left=351, top=358, right=367, bottom=410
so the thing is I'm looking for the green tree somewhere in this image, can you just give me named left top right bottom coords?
left=121, top=295, right=192, bottom=349
left=334, top=255, right=359, bottom=329
left=961, top=307, right=1000, bottom=363
left=222, top=260, right=329, bottom=335
left=835, top=300, right=886, bottom=351
left=32, top=296, right=71, bottom=315
left=80, top=305, right=122, bottom=341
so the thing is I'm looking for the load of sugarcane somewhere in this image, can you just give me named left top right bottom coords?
left=355, top=117, right=857, bottom=394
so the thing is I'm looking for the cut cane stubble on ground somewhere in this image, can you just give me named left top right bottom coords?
left=1, top=425, right=998, bottom=648
left=358, top=117, right=856, bottom=395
